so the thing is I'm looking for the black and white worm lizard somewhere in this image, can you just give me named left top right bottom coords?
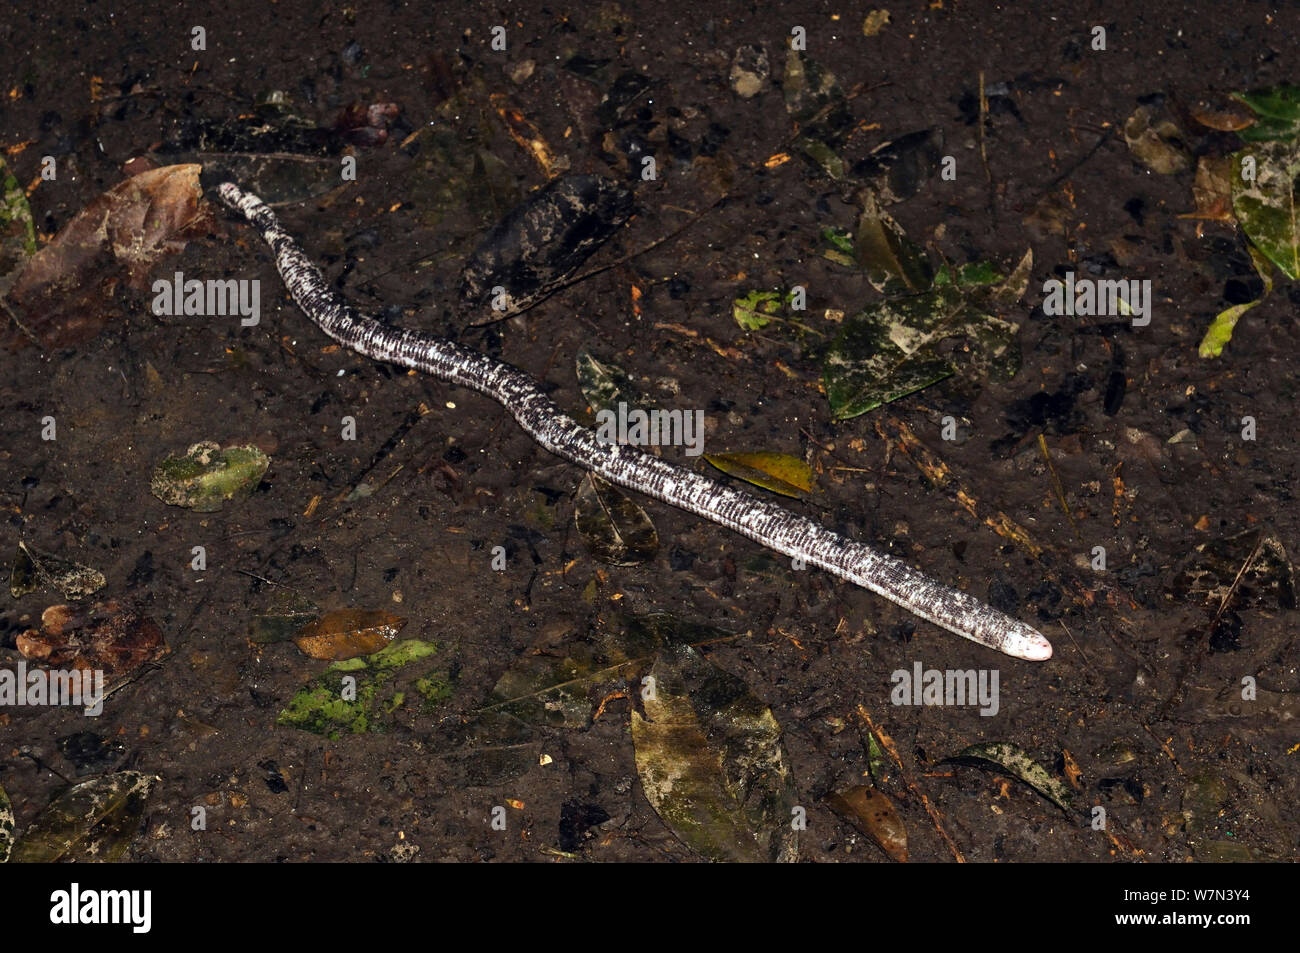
left=217, top=182, right=1053, bottom=661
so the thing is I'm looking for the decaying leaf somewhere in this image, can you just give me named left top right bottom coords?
left=292, top=608, right=408, bottom=661
left=574, top=472, right=658, bottom=566
left=460, top=173, right=633, bottom=320
left=852, top=128, right=943, bottom=204
left=782, top=49, right=853, bottom=176
left=631, top=644, right=798, bottom=862
left=150, top=441, right=271, bottom=512
left=1181, top=155, right=1236, bottom=223
left=946, top=741, right=1073, bottom=812
left=11, top=771, right=156, bottom=863
left=4, top=164, right=213, bottom=349
left=278, top=638, right=449, bottom=736
left=1123, top=105, right=1192, bottom=175
left=822, top=284, right=1021, bottom=420
left=10, top=541, right=105, bottom=600
left=485, top=613, right=731, bottom=728
left=0, top=782, right=13, bottom=864
left=1231, top=138, right=1300, bottom=279
left=576, top=351, right=644, bottom=416
left=704, top=451, right=813, bottom=498
left=17, top=601, right=167, bottom=679
left=248, top=590, right=320, bottom=644
left=1170, top=527, right=1296, bottom=610
left=827, top=784, right=908, bottom=861
left=854, top=192, right=933, bottom=293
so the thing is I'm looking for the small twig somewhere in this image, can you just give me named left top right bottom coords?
left=856, top=705, right=965, bottom=862
left=1037, top=433, right=1081, bottom=540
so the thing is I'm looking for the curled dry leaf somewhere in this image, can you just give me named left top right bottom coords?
left=946, top=741, right=1073, bottom=813
left=4, top=163, right=213, bottom=349
left=460, top=173, right=633, bottom=321
left=17, top=601, right=167, bottom=679
left=827, top=784, right=908, bottom=861
left=292, top=608, right=408, bottom=661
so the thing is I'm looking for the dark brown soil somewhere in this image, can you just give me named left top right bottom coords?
left=1, top=0, right=1297, bottom=863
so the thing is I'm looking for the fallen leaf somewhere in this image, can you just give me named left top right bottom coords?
left=150, top=441, right=271, bottom=512
left=1123, top=105, right=1192, bottom=175
left=278, top=638, right=448, bottom=735
left=292, top=609, right=408, bottom=661
left=704, top=451, right=813, bottom=498
left=10, top=541, right=105, bottom=600
left=4, top=164, right=214, bottom=348
left=827, top=784, right=908, bottom=861
left=1232, top=139, right=1300, bottom=279
left=11, top=771, right=157, bottom=862
left=853, top=192, right=933, bottom=293
left=0, top=782, right=12, bottom=864
left=946, top=741, right=1073, bottom=812
left=17, top=601, right=167, bottom=679
left=573, top=472, right=658, bottom=566
left=631, top=644, right=798, bottom=862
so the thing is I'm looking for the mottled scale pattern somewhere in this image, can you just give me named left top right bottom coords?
left=218, top=182, right=1053, bottom=661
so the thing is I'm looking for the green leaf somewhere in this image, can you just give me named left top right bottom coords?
left=822, top=285, right=1020, bottom=419
left=150, top=441, right=271, bottom=512
left=704, top=451, right=813, bottom=498
left=821, top=226, right=854, bottom=256
left=0, top=155, right=36, bottom=267
left=1232, top=85, right=1300, bottom=122
left=946, top=742, right=1073, bottom=812
left=1232, top=141, right=1300, bottom=279
left=933, top=261, right=1002, bottom=289
left=11, top=772, right=157, bottom=862
left=278, top=638, right=448, bottom=736
left=631, top=644, right=798, bottom=862
left=733, top=290, right=786, bottom=330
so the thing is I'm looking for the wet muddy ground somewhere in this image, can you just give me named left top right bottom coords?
left=1, top=0, right=1297, bottom=862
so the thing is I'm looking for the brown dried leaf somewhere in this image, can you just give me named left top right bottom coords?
left=5, top=163, right=213, bottom=348
left=292, top=608, right=408, bottom=660
left=16, top=601, right=167, bottom=677
left=827, top=784, right=908, bottom=861
left=1186, top=98, right=1256, bottom=132
left=1179, top=155, right=1235, bottom=223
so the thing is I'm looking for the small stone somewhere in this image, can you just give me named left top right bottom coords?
left=729, top=44, right=769, bottom=99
